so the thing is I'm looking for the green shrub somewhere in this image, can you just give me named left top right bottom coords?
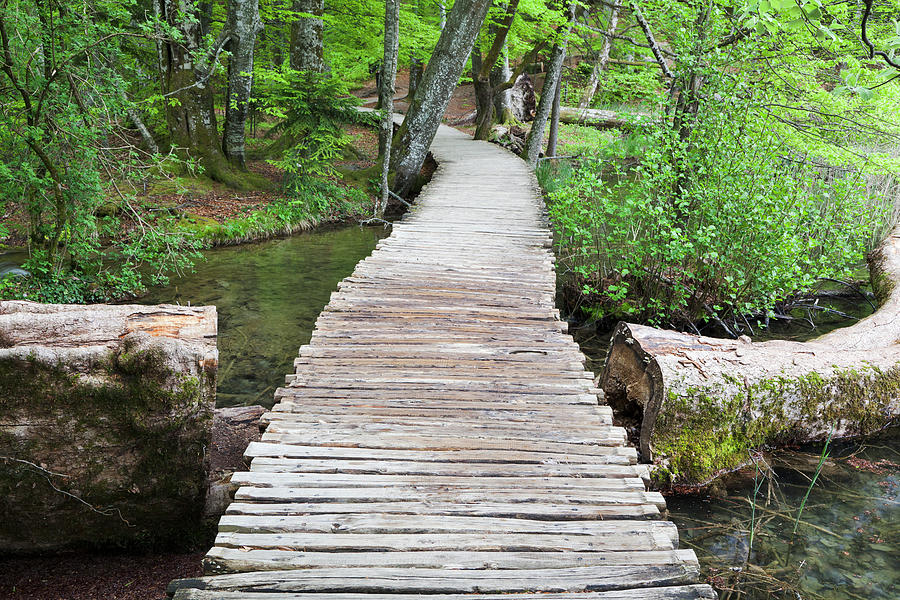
left=548, top=100, right=889, bottom=326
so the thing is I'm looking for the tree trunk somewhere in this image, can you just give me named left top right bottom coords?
left=472, top=0, right=519, bottom=141
left=405, top=0, right=423, bottom=101
left=491, top=46, right=514, bottom=123
left=407, top=58, right=423, bottom=99
left=577, top=0, right=620, bottom=113
left=158, top=0, right=234, bottom=185
left=376, top=0, right=400, bottom=219
left=545, top=77, right=562, bottom=157
left=471, top=49, right=495, bottom=141
left=0, top=301, right=217, bottom=552
left=600, top=223, right=900, bottom=486
left=390, top=0, right=493, bottom=197
left=507, top=73, right=536, bottom=121
left=223, top=0, right=263, bottom=169
left=524, top=4, right=576, bottom=168
left=290, top=0, right=325, bottom=72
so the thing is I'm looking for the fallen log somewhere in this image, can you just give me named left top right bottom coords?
left=600, top=225, right=900, bottom=485
left=0, top=301, right=217, bottom=552
left=558, top=106, right=650, bottom=129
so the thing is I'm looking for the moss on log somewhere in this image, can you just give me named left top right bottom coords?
left=0, top=301, right=217, bottom=552
left=600, top=227, right=900, bottom=486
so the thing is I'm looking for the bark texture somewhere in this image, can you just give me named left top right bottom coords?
left=223, top=0, right=263, bottom=168
left=157, top=0, right=234, bottom=184
left=290, top=0, right=325, bottom=73
left=545, top=78, right=562, bottom=157
left=471, top=50, right=494, bottom=141
left=600, top=225, right=900, bottom=485
left=491, top=48, right=514, bottom=123
left=0, top=301, right=218, bottom=552
left=390, top=0, right=493, bottom=197
left=524, top=4, right=576, bottom=167
left=376, top=0, right=400, bottom=218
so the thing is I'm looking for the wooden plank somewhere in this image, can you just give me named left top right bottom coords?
left=168, top=567, right=708, bottom=595
left=212, top=529, right=675, bottom=552
left=247, top=457, right=642, bottom=475
left=229, top=472, right=647, bottom=491
left=173, top=586, right=718, bottom=600
left=243, top=442, right=638, bottom=464
left=233, top=486, right=667, bottom=510
left=202, top=547, right=699, bottom=572
left=216, top=514, right=675, bottom=538
left=225, top=501, right=661, bottom=520
left=258, top=431, right=628, bottom=452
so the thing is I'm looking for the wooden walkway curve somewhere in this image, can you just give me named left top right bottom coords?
left=169, top=125, right=717, bottom=599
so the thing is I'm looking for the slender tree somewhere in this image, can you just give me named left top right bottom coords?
left=376, top=0, right=401, bottom=218
left=545, top=76, right=562, bottom=157
left=223, top=0, right=264, bottom=169
left=524, top=3, right=577, bottom=167
left=491, top=44, right=514, bottom=123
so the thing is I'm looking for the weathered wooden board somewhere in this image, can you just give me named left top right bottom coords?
left=170, top=122, right=714, bottom=598
left=173, top=587, right=718, bottom=600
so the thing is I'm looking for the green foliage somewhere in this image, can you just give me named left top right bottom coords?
left=547, top=99, right=887, bottom=325
left=257, top=69, right=372, bottom=184
left=0, top=0, right=202, bottom=303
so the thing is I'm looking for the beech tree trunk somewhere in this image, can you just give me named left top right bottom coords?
left=223, top=0, right=263, bottom=169
left=472, top=0, right=519, bottom=141
left=546, top=78, right=562, bottom=157
left=376, top=0, right=400, bottom=219
left=491, top=47, right=514, bottom=123
left=0, top=301, right=217, bottom=551
left=600, top=224, right=900, bottom=486
left=290, top=0, right=325, bottom=72
left=157, top=0, right=237, bottom=185
left=471, top=50, right=495, bottom=141
left=390, top=0, right=493, bottom=197
left=524, top=4, right=576, bottom=167
left=577, top=0, right=620, bottom=113
left=407, top=58, right=423, bottom=99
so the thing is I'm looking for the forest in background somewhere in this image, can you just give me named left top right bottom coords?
left=0, top=0, right=898, bottom=334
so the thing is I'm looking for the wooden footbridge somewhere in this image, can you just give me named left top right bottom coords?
left=169, top=125, right=717, bottom=599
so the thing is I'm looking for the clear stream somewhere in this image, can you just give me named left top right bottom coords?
left=122, top=225, right=899, bottom=598
left=139, top=225, right=387, bottom=407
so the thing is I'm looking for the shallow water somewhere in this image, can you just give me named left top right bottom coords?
left=666, top=430, right=899, bottom=599
left=139, top=226, right=385, bottom=407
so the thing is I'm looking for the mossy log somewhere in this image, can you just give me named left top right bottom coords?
left=0, top=301, right=217, bottom=552
left=600, top=226, right=900, bottom=485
